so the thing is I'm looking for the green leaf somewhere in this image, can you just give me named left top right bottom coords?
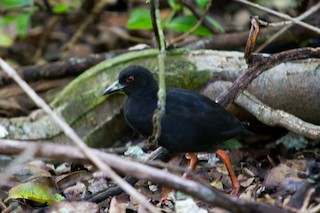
left=222, top=139, right=244, bottom=149
left=0, top=16, right=15, bottom=27
left=0, top=33, right=14, bottom=47
left=207, top=16, right=224, bottom=33
left=195, top=0, right=209, bottom=8
left=53, top=3, right=69, bottom=14
left=168, top=0, right=182, bottom=10
left=127, top=8, right=153, bottom=30
left=166, top=15, right=213, bottom=36
left=5, top=182, right=65, bottom=205
left=0, top=0, right=34, bottom=9
left=0, top=13, right=32, bottom=37
left=14, top=13, right=32, bottom=37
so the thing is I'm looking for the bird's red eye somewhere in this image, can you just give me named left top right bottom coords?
left=126, top=76, right=135, bottom=83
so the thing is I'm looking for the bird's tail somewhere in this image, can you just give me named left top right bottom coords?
left=240, top=121, right=254, bottom=136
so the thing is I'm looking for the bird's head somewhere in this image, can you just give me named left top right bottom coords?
left=103, top=65, right=158, bottom=97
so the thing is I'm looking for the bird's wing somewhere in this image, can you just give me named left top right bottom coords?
left=164, top=88, right=242, bottom=139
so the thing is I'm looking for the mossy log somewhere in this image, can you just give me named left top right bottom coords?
left=1, top=49, right=319, bottom=147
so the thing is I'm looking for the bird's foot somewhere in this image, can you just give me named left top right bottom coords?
left=158, top=188, right=175, bottom=207
left=211, top=176, right=239, bottom=196
left=230, top=186, right=239, bottom=196
left=181, top=172, right=188, bottom=179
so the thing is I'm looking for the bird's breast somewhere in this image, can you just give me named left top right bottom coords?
left=123, top=97, right=157, bottom=137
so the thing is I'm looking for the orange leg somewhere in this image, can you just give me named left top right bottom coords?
left=182, top=152, right=197, bottom=179
left=215, top=149, right=240, bottom=196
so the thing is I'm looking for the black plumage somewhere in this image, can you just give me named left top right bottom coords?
left=103, top=65, right=250, bottom=152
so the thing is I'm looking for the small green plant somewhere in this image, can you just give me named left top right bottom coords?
left=0, top=0, right=79, bottom=47
left=0, top=0, right=35, bottom=46
left=0, top=0, right=34, bottom=10
left=127, top=8, right=153, bottom=30
left=127, top=0, right=224, bottom=36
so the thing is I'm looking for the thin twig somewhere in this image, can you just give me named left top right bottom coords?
left=60, top=0, right=112, bottom=51
left=237, top=91, right=320, bottom=139
left=258, top=2, right=320, bottom=28
left=170, top=0, right=212, bottom=44
left=0, top=58, right=158, bottom=213
left=181, top=0, right=222, bottom=34
left=256, top=24, right=291, bottom=53
left=32, top=15, right=60, bottom=62
left=300, top=188, right=315, bottom=211
left=234, top=0, right=320, bottom=34
left=216, top=47, right=320, bottom=107
left=256, top=2, right=320, bottom=52
left=99, top=24, right=152, bottom=44
left=244, top=16, right=260, bottom=63
left=149, top=0, right=167, bottom=144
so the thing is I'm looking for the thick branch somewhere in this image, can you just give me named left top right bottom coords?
left=0, top=50, right=126, bottom=87
left=238, top=91, right=320, bottom=139
left=0, top=58, right=158, bottom=213
left=0, top=139, right=290, bottom=213
left=216, top=47, right=320, bottom=107
left=205, top=81, right=320, bottom=139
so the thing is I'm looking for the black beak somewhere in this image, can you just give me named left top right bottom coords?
left=103, top=80, right=125, bottom=96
